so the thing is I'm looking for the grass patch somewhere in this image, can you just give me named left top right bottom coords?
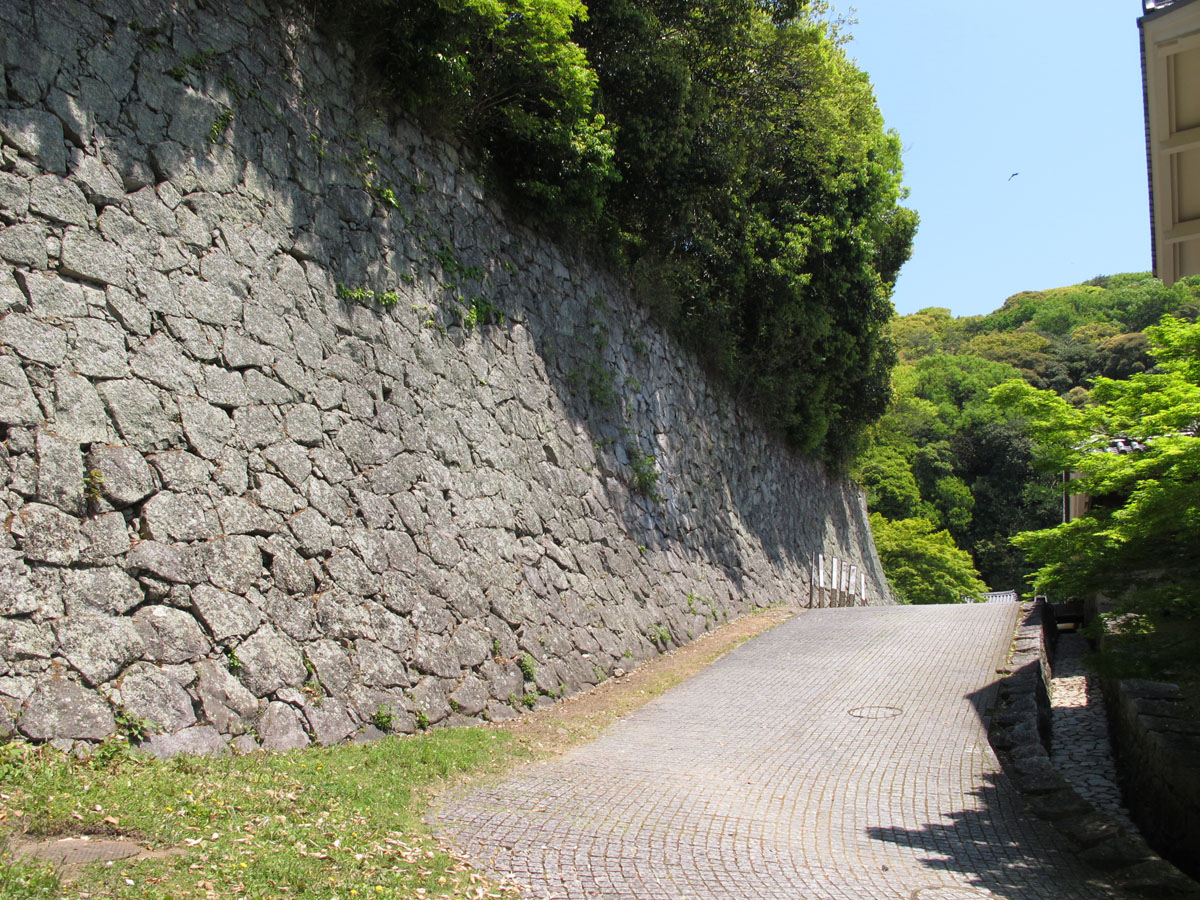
left=0, top=853, right=58, bottom=899
left=0, top=607, right=793, bottom=899
left=0, top=729, right=529, bottom=899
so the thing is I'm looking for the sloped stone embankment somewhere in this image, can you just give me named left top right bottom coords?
left=0, top=0, right=889, bottom=755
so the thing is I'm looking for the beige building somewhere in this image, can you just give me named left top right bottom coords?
left=1141, top=0, right=1200, bottom=284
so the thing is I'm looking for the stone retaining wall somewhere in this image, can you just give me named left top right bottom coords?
left=0, top=0, right=890, bottom=754
left=989, top=603, right=1199, bottom=898
left=1104, top=677, right=1200, bottom=882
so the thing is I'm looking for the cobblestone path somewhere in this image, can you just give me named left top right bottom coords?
left=1050, top=633, right=1139, bottom=835
left=436, top=604, right=1128, bottom=900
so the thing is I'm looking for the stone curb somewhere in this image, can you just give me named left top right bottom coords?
left=988, top=601, right=1200, bottom=900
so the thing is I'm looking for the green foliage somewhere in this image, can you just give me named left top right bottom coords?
left=207, top=106, right=234, bottom=144
left=85, top=736, right=139, bottom=768
left=869, top=513, right=987, bottom=605
left=166, top=48, right=219, bottom=82
left=0, top=853, right=59, bottom=900
left=113, top=706, right=154, bottom=742
left=580, top=2, right=915, bottom=461
left=964, top=331, right=1054, bottom=374
left=928, top=475, right=974, bottom=533
left=316, top=0, right=915, bottom=464
left=994, top=315, right=1200, bottom=616
left=0, top=741, right=31, bottom=784
left=518, top=652, right=537, bottom=682
left=626, top=447, right=662, bottom=501
left=889, top=275, right=1200, bottom=400
left=863, top=274, right=1199, bottom=595
left=336, top=282, right=400, bottom=308
left=370, top=704, right=395, bottom=732
left=859, top=330, right=1064, bottom=591
left=460, top=293, right=503, bottom=329
left=567, top=357, right=617, bottom=410
left=82, top=467, right=104, bottom=502
left=322, top=0, right=616, bottom=227
left=890, top=307, right=977, bottom=361
left=647, top=623, right=672, bottom=649
left=854, top=444, right=922, bottom=520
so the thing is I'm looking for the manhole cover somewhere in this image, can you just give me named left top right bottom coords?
left=848, top=705, right=903, bottom=719
left=910, top=887, right=993, bottom=900
left=18, top=838, right=144, bottom=865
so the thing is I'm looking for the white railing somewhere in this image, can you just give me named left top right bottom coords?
left=981, top=590, right=1019, bottom=603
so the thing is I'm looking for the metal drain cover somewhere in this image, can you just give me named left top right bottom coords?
left=848, top=705, right=903, bottom=719
left=910, top=887, right=994, bottom=900
left=17, top=838, right=144, bottom=866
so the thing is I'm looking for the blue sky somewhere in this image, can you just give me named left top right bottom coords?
left=833, top=1, right=1153, bottom=318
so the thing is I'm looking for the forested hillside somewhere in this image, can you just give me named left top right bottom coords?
left=859, top=273, right=1200, bottom=603
left=316, top=0, right=917, bottom=463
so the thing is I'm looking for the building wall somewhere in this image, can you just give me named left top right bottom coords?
left=0, top=0, right=890, bottom=754
left=1141, top=0, right=1200, bottom=284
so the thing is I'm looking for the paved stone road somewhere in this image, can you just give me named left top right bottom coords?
left=1050, top=632, right=1140, bottom=835
left=436, top=604, right=1128, bottom=900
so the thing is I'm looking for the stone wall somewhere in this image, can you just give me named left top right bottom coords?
left=0, top=0, right=890, bottom=755
left=990, top=603, right=1200, bottom=898
left=1104, top=677, right=1200, bottom=883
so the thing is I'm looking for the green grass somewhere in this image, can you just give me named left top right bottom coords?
left=0, top=728, right=530, bottom=899
left=0, top=854, right=58, bottom=899
left=0, top=609, right=793, bottom=900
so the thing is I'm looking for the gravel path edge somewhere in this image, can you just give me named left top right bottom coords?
left=988, top=601, right=1200, bottom=899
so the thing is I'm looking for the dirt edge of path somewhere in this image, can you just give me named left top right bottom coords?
left=489, top=605, right=793, bottom=760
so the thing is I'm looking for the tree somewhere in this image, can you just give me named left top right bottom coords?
left=323, top=0, right=917, bottom=465
left=993, top=315, right=1200, bottom=616
left=857, top=334, right=1062, bottom=593
left=578, top=1, right=916, bottom=462
left=950, top=419, right=1060, bottom=591
left=854, top=444, right=922, bottom=521
left=325, top=0, right=618, bottom=227
left=963, top=331, right=1054, bottom=375
left=869, top=514, right=987, bottom=605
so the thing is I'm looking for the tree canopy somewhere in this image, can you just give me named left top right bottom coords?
left=869, top=514, right=986, bottom=605
left=992, top=316, right=1200, bottom=616
left=853, top=349, right=1060, bottom=599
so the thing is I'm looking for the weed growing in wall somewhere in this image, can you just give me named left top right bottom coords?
left=647, top=623, right=672, bottom=650
left=459, top=293, right=504, bottom=330
left=113, top=706, right=155, bottom=742
left=82, top=468, right=104, bottom=502
left=166, top=47, right=218, bottom=81
left=371, top=705, right=395, bottom=732
left=567, top=357, right=617, bottom=411
left=627, top=447, right=662, bottom=501
left=518, top=653, right=537, bottom=682
left=207, top=107, right=234, bottom=144
left=336, top=282, right=399, bottom=308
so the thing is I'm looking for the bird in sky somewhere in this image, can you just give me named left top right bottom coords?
left=1008, top=172, right=1019, bottom=181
